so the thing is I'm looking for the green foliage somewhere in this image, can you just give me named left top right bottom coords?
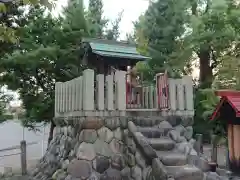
left=133, top=0, right=240, bottom=140
left=86, top=0, right=108, bottom=37
left=0, top=0, right=124, bottom=132
left=0, top=6, right=87, bottom=128
left=0, top=0, right=54, bottom=43
left=133, top=0, right=189, bottom=79
left=194, top=88, right=227, bottom=143
left=0, top=90, right=14, bottom=122
left=105, top=10, right=123, bottom=40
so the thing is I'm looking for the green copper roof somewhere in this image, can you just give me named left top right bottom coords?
left=82, top=38, right=150, bottom=60
left=92, top=50, right=149, bottom=59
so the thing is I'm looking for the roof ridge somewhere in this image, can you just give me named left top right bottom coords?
left=82, top=37, right=136, bottom=47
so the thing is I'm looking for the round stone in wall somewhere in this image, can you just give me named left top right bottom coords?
left=82, top=118, right=104, bottom=130
left=166, top=116, right=182, bottom=127
left=101, top=168, right=121, bottom=180
left=184, top=126, right=193, bottom=141
left=175, top=125, right=186, bottom=136
left=182, top=117, right=194, bottom=127
left=77, top=142, right=96, bottom=161
left=131, top=166, right=142, bottom=180
left=113, top=128, right=122, bottom=141
left=67, top=159, right=92, bottom=179
left=97, top=127, right=114, bottom=143
left=88, top=172, right=100, bottom=180
left=135, top=151, right=146, bottom=169
left=121, top=167, right=131, bottom=179
left=104, top=117, right=120, bottom=130
left=92, top=156, right=110, bottom=174
left=126, top=152, right=136, bottom=167
left=94, top=139, right=113, bottom=157
left=126, top=137, right=137, bottom=154
left=158, top=121, right=172, bottom=133
left=111, top=154, right=125, bottom=170
left=119, top=117, right=128, bottom=129
left=79, top=129, right=98, bottom=143
left=168, top=130, right=181, bottom=142
left=109, top=138, right=124, bottom=154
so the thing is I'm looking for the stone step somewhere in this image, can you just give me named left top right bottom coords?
left=132, top=118, right=164, bottom=127
left=156, top=151, right=187, bottom=166
left=166, top=165, right=203, bottom=180
left=137, top=127, right=167, bottom=138
left=147, top=137, right=175, bottom=151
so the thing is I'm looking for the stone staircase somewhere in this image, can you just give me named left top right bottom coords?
left=132, top=118, right=203, bottom=180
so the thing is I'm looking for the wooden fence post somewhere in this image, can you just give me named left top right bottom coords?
left=20, top=140, right=27, bottom=175
left=195, top=134, right=203, bottom=155
left=211, top=134, right=218, bottom=163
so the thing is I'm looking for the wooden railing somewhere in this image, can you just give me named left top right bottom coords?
left=54, top=69, right=126, bottom=117
left=125, top=71, right=194, bottom=111
left=54, top=69, right=194, bottom=117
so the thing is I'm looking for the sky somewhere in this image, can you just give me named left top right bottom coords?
left=54, top=0, right=149, bottom=39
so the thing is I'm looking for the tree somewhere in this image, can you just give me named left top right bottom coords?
left=0, top=1, right=34, bottom=122
left=0, top=88, right=14, bottom=121
left=184, top=0, right=240, bottom=88
left=132, top=0, right=240, bottom=141
left=62, top=0, right=89, bottom=35
left=0, top=4, right=88, bottom=143
left=0, top=0, right=125, bottom=145
left=86, top=0, right=124, bottom=40
left=133, top=0, right=189, bottom=78
left=0, top=0, right=54, bottom=43
left=105, top=10, right=123, bottom=40
left=86, top=0, right=108, bottom=37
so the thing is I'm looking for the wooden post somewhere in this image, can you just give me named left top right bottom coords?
left=20, top=140, right=27, bottom=175
left=168, top=79, right=177, bottom=110
left=182, top=76, right=194, bottom=111
left=211, top=134, right=218, bottom=163
left=176, top=79, right=184, bottom=110
left=83, top=69, right=95, bottom=111
left=226, top=148, right=230, bottom=170
left=106, top=74, right=114, bottom=110
left=96, top=74, right=105, bottom=110
left=195, top=134, right=203, bottom=155
left=115, top=70, right=126, bottom=111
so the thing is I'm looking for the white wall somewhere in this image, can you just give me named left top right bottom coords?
left=0, top=120, right=49, bottom=172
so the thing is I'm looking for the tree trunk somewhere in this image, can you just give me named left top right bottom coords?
left=48, top=120, right=56, bottom=146
left=199, top=48, right=213, bottom=88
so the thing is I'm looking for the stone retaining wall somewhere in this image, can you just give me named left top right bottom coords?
left=31, top=117, right=129, bottom=180
left=29, top=115, right=231, bottom=180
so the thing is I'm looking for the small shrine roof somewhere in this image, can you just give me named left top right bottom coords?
left=82, top=38, right=151, bottom=60
left=211, top=90, right=240, bottom=120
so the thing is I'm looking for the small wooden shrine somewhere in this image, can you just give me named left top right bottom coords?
left=80, top=38, right=150, bottom=75
left=211, top=90, right=240, bottom=173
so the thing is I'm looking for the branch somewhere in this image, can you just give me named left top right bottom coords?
left=210, top=48, right=217, bottom=69
left=205, top=0, right=210, bottom=14
left=191, top=0, right=198, bottom=15
left=35, top=68, right=48, bottom=92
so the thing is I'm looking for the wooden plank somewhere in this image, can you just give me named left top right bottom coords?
left=183, top=76, right=194, bottom=111
left=106, top=74, right=114, bottom=110
left=75, top=76, right=83, bottom=111
left=115, top=71, right=126, bottom=110
left=83, top=69, right=95, bottom=111
left=168, top=79, right=177, bottom=110
left=176, top=79, right=185, bottom=110
left=96, top=74, right=105, bottom=110
left=54, top=82, right=61, bottom=115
